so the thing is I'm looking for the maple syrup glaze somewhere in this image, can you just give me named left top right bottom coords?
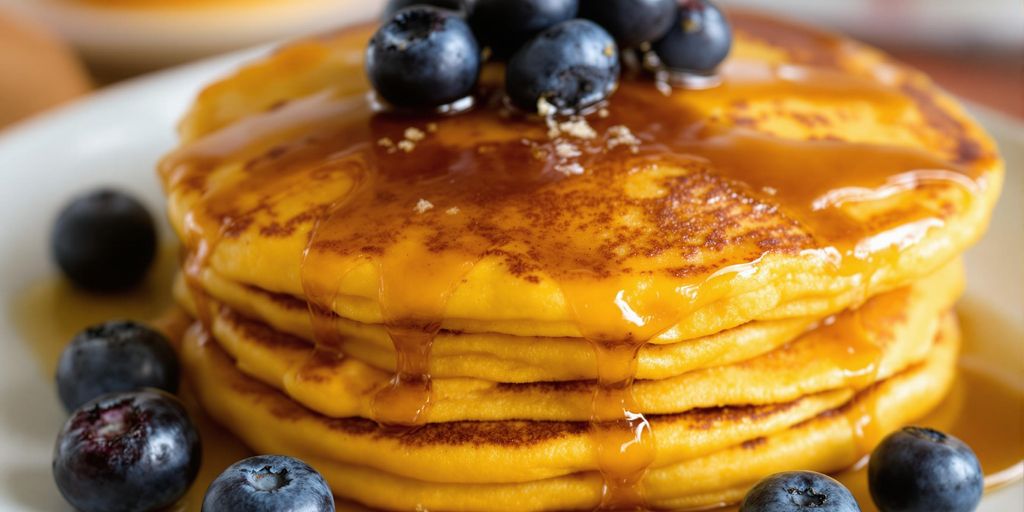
left=158, top=13, right=996, bottom=510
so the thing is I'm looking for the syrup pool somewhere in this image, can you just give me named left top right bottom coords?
left=9, top=245, right=250, bottom=512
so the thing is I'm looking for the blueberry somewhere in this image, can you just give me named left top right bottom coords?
left=53, top=390, right=201, bottom=512
left=579, top=0, right=676, bottom=49
left=467, top=0, right=578, bottom=58
left=51, top=189, right=158, bottom=292
left=652, top=0, right=732, bottom=74
left=506, top=19, right=619, bottom=114
left=869, top=427, right=983, bottom=512
left=740, top=471, right=860, bottom=512
left=383, top=0, right=467, bottom=19
left=56, top=320, right=179, bottom=412
left=202, top=455, right=335, bottom=512
left=367, top=6, right=481, bottom=108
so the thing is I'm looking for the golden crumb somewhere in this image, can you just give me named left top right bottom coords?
left=446, top=207, right=460, bottom=215
left=537, top=97, right=556, bottom=117
left=414, top=199, right=434, bottom=214
left=607, top=125, right=641, bottom=153
left=555, top=142, right=581, bottom=159
left=398, top=140, right=416, bottom=153
left=377, top=137, right=397, bottom=154
left=558, top=119, right=597, bottom=140
left=404, top=127, right=426, bottom=142
left=554, top=162, right=585, bottom=176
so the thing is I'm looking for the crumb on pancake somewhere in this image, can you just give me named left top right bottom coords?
left=415, top=199, right=434, bottom=214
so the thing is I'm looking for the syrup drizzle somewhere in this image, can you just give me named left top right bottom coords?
left=158, top=13, right=994, bottom=510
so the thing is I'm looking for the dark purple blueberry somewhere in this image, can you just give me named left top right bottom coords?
left=467, top=0, right=578, bottom=58
left=869, top=427, right=983, bottom=512
left=53, top=390, right=201, bottom=512
left=202, top=455, right=335, bottom=512
left=740, top=471, right=860, bottom=512
left=367, top=6, right=481, bottom=108
left=579, top=0, right=676, bottom=49
left=51, top=189, right=157, bottom=292
left=652, top=0, right=732, bottom=74
left=506, top=19, right=619, bottom=114
left=56, top=320, right=179, bottom=412
left=383, top=0, right=467, bottom=19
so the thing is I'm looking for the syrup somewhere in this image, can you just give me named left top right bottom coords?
left=150, top=11, right=1000, bottom=511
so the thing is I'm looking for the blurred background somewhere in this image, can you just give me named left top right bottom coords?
left=0, top=0, right=1020, bottom=129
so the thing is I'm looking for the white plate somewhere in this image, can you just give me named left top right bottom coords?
left=0, top=0, right=384, bottom=74
left=0, top=44, right=1021, bottom=511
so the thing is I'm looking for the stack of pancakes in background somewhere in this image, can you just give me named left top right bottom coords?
left=161, top=12, right=1003, bottom=512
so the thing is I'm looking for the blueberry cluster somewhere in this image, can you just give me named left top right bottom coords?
left=50, top=318, right=337, bottom=512
left=369, top=0, right=733, bottom=114
left=49, top=191, right=336, bottom=512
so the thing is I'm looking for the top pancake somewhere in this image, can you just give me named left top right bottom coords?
left=161, top=11, right=1002, bottom=341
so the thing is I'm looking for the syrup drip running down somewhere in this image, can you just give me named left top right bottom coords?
left=815, top=292, right=893, bottom=453
left=157, top=12, right=994, bottom=510
left=562, top=275, right=683, bottom=508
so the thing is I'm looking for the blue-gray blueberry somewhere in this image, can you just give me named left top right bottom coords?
left=202, top=455, right=335, bottom=512
left=367, top=6, right=481, bottom=108
left=56, top=320, right=179, bottom=412
left=52, top=390, right=201, bottom=512
left=506, top=19, right=620, bottom=113
left=869, top=427, right=983, bottom=512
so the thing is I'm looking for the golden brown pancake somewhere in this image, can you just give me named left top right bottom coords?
left=180, top=314, right=960, bottom=511
left=175, top=261, right=963, bottom=383
left=162, top=13, right=1000, bottom=342
left=178, top=261, right=959, bottom=422
left=162, top=8, right=1002, bottom=511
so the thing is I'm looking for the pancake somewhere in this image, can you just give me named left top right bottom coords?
left=161, top=8, right=1002, bottom=511
left=161, top=13, right=1000, bottom=341
left=177, top=261, right=963, bottom=383
left=181, top=313, right=960, bottom=510
left=179, top=262, right=959, bottom=422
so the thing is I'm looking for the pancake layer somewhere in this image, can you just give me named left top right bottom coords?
left=181, top=260, right=963, bottom=383
left=179, top=263, right=960, bottom=423
left=163, top=14, right=1001, bottom=340
left=181, top=314, right=960, bottom=511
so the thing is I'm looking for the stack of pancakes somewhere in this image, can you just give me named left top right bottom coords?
left=161, top=11, right=1003, bottom=511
